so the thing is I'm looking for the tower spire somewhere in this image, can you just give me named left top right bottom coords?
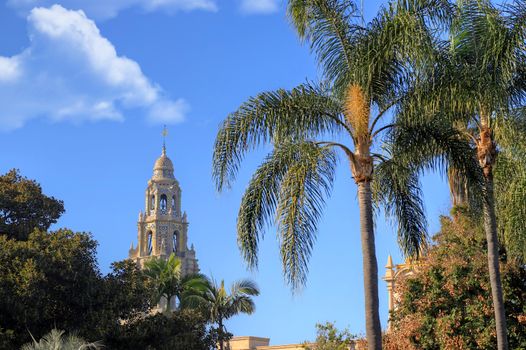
left=162, top=125, right=168, bottom=155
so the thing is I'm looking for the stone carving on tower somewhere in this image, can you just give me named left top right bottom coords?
left=128, top=138, right=199, bottom=276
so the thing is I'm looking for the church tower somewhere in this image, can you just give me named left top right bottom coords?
left=129, top=140, right=199, bottom=276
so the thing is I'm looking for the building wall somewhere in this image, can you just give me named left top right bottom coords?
left=228, top=336, right=360, bottom=350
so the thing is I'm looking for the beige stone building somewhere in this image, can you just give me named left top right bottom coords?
left=129, top=144, right=199, bottom=275
left=228, top=336, right=359, bottom=350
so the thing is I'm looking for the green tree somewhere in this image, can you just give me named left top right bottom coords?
left=21, top=329, right=103, bottom=350
left=188, top=278, right=259, bottom=350
left=212, top=1, right=456, bottom=349
left=97, top=259, right=153, bottom=332
left=144, top=253, right=207, bottom=313
left=105, top=309, right=218, bottom=350
left=384, top=211, right=526, bottom=350
left=0, top=229, right=151, bottom=348
left=0, top=229, right=100, bottom=347
left=398, top=2, right=526, bottom=348
left=303, top=322, right=357, bottom=350
left=0, top=169, right=64, bottom=240
left=0, top=171, right=153, bottom=348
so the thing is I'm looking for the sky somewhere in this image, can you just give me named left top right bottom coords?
left=0, top=0, right=452, bottom=345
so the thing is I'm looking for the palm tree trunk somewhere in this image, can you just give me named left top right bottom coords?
left=357, top=180, right=382, bottom=350
left=477, top=124, right=508, bottom=350
left=483, top=172, right=508, bottom=350
left=218, top=319, right=224, bottom=350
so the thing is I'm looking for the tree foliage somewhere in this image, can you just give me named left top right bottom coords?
left=0, top=229, right=151, bottom=349
left=384, top=212, right=526, bottom=350
left=303, top=322, right=358, bottom=350
left=0, top=169, right=64, bottom=240
left=105, top=309, right=218, bottom=350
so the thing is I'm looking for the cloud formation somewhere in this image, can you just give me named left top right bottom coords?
left=240, top=0, right=278, bottom=14
left=0, top=5, right=187, bottom=131
left=7, top=0, right=218, bottom=20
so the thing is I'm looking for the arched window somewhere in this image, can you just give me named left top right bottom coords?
left=171, top=195, right=176, bottom=210
left=160, top=194, right=167, bottom=211
left=172, top=231, right=178, bottom=252
left=150, top=195, right=155, bottom=210
left=147, top=231, right=153, bottom=255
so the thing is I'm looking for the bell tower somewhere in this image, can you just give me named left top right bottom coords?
left=129, top=132, right=198, bottom=275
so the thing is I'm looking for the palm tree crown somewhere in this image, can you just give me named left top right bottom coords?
left=187, top=278, right=259, bottom=350
left=21, top=329, right=102, bottom=350
left=144, top=253, right=207, bottom=313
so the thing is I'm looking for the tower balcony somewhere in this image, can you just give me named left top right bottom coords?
left=147, top=208, right=180, bottom=219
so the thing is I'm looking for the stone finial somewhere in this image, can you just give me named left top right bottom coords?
left=386, top=254, right=394, bottom=269
left=384, top=254, right=395, bottom=281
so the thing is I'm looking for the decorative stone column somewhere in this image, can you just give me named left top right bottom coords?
left=383, top=254, right=395, bottom=330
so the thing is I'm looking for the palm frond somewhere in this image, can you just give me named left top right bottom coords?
left=287, top=0, right=359, bottom=88
left=21, top=329, right=103, bottom=350
left=213, top=83, right=343, bottom=191
left=493, top=111, right=526, bottom=261
left=275, top=141, right=337, bottom=289
left=391, top=117, right=483, bottom=196
left=373, top=158, right=427, bottom=258
left=237, top=140, right=337, bottom=273
left=231, top=279, right=260, bottom=296
left=450, top=0, right=524, bottom=112
left=230, top=295, right=256, bottom=316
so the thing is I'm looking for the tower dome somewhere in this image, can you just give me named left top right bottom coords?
left=153, top=146, right=174, bottom=179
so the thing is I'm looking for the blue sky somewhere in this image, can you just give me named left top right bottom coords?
left=0, top=0, right=452, bottom=345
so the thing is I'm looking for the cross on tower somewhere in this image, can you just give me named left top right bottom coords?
left=162, top=125, right=168, bottom=154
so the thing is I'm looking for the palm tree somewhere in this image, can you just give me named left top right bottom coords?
left=397, top=2, right=526, bottom=348
left=187, top=278, right=259, bottom=350
left=212, top=1, right=456, bottom=349
left=21, top=329, right=102, bottom=350
left=143, top=253, right=207, bottom=313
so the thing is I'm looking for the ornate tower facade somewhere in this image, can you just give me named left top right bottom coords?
left=129, top=145, right=199, bottom=275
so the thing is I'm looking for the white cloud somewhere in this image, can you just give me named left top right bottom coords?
left=148, top=99, right=189, bottom=124
left=7, top=0, right=218, bottom=19
left=0, top=5, right=187, bottom=131
left=240, top=0, right=278, bottom=14
left=0, top=57, right=21, bottom=82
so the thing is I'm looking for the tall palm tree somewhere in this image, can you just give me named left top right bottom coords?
left=186, top=278, right=259, bottom=350
left=212, top=1, right=457, bottom=349
left=21, top=329, right=102, bottom=350
left=397, top=2, right=526, bottom=348
left=143, top=253, right=207, bottom=313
